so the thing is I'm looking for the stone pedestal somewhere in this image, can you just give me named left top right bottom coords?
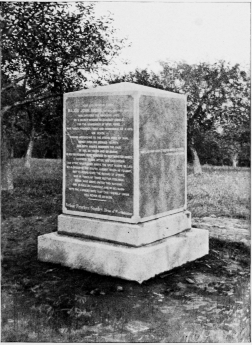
left=38, top=228, right=208, bottom=284
left=38, top=82, right=209, bottom=282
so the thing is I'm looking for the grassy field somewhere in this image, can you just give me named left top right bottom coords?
left=187, top=164, right=250, bottom=219
left=1, top=159, right=250, bottom=342
left=2, top=158, right=250, bottom=220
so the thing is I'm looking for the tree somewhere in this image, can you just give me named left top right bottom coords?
left=1, top=126, right=14, bottom=191
left=108, top=62, right=250, bottom=172
left=108, top=67, right=164, bottom=90
left=159, top=61, right=250, bottom=173
left=1, top=2, right=126, bottom=188
left=217, top=68, right=250, bottom=167
left=215, top=121, right=250, bottom=167
left=1, top=2, right=126, bottom=105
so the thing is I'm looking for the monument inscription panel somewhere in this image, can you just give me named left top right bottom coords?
left=65, top=95, right=134, bottom=218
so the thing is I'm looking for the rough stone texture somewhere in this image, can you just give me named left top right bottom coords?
left=38, top=228, right=208, bottom=283
left=139, top=95, right=185, bottom=150
left=139, top=94, right=186, bottom=219
left=58, top=211, right=191, bottom=247
left=140, top=153, right=185, bottom=218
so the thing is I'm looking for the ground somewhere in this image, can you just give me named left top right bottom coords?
left=1, top=159, right=250, bottom=342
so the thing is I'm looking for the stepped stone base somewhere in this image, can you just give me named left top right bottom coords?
left=38, top=228, right=209, bottom=283
left=58, top=211, right=191, bottom=247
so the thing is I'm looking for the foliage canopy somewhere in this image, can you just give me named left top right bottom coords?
left=109, top=61, right=250, bottom=167
left=1, top=2, right=126, bottom=110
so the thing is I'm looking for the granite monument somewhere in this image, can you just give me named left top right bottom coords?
left=38, top=82, right=209, bottom=283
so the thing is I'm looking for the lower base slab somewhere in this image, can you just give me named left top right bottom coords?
left=38, top=228, right=209, bottom=283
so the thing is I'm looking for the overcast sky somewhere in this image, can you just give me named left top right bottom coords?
left=94, top=1, right=250, bottom=73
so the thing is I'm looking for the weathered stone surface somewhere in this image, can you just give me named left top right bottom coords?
left=38, top=228, right=208, bottom=283
left=63, top=82, right=186, bottom=223
left=140, top=153, right=185, bottom=218
left=125, top=320, right=150, bottom=333
left=138, top=95, right=186, bottom=218
left=139, top=95, right=185, bottom=151
left=58, top=211, right=191, bottom=247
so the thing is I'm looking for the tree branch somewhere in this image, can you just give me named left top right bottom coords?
left=25, top=82, right=48, bottom=96
left=1, top=93, right=62, bottom=116
left=1, top=75, right=26, bottom=92
left=26, top=107, right=33, bottom=132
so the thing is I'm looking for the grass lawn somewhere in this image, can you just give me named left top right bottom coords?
left=1, top=159, right=250, bottom=342
left=187, top=164, right=250, bottom=220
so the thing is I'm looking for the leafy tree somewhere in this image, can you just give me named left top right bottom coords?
left=158, top=61, right=250, bottom=173
left=112, top=62, right=250, bottom=173
left=1, top=2, right=126, bottom=188
left=109, top=68, right=164, bottom=90
left=1, top=2, right=125, bottom=107
left=216, top=123, right=250, bottom=167
left=216, top=68, right=250, bottom=167
left=198, top=68, right=250, bottom=167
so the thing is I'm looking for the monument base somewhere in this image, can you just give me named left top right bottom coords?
left=57, top=211, right=191, bottom=247
left=38, top=228, right=208, bottom=283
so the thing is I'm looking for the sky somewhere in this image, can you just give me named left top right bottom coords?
left=94, top=1, right=250, bottom=74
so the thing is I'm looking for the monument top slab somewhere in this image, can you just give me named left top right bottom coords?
left=65, top=82, right=186, bottom=99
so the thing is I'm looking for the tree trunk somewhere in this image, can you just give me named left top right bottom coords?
left=10, top=144, right=14, bottom=158
left=190, top=146, right=202, bottom=175
left=0, top=24, right=13, bottom=191
left=231, top=152, right=238, bottom=167
left=24, top=128, right=35, bottom=169
left=43, top=148, right=48, bottom=158
left=56, top=147, right=61, bottom=159
left=1, top=130, right=14, bottom=191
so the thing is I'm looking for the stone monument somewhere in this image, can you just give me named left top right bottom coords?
left=38, top=82, right=208, bottom=283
